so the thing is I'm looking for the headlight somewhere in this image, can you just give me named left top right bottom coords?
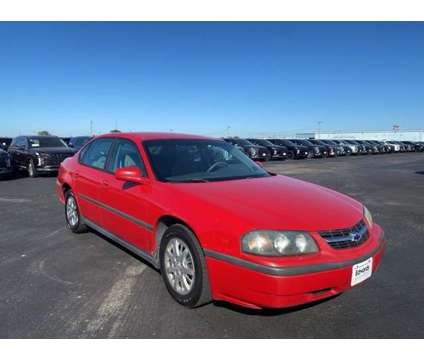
left=364, top=206, right=373, bottom=227
left=241, top=230, right=319, bottom=256
left=35, top=152, right=43, bottom=166
left=249, top=148, right=257, bottom=156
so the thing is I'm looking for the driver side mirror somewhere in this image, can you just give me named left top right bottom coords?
left=115, top=166, right=149, bottom=184
left=255, top=160, right=264, bottom=168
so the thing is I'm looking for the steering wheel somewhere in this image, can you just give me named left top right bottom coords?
left=206, top=161, right=229, bottom=173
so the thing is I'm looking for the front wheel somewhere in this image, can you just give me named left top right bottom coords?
left=160, top=224, right=212, bottom=308
left=28, top=159, right=37, bottom=178
left=65, top=190, right=87, bottom=233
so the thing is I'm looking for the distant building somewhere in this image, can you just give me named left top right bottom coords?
left=296, top=129, right=424, bottom=141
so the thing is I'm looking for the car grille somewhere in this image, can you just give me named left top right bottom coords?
left=319, top=219, right=369, bottom=249
left=43, top=153, right=72, bottom=165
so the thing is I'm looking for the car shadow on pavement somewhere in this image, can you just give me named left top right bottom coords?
left=212, top=294, right=341, bottom=316
left=415, top=171, right=424, bottom=175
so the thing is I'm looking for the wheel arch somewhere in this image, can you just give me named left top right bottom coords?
left=154, top=215, right=200, bottom=261
left=62, top=182, right=71, bottom=194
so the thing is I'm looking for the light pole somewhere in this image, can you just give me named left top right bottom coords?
left=317, top=121, right=323, bottom=139
left=225, top=126, right=231, bottom=137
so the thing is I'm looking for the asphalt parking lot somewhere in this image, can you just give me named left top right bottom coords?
left=1, top=153, right=423, bottom=338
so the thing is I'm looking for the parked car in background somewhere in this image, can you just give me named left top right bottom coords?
left=400, top=141, right=417, bottom=152
left=0, top=147, right=12, bottom=178
left=246, top=138, right=288, bottom=160
left=308, top=140, right=337, bottom=157
left=289, top=139, right=327, bottom=158
left=413, top=141, right=424, bottom=152
left=367, top=140, right=387, bottom=153
left=57, top=132, right=385, bottom=309
left=383, top=141, right=402, bottom=153
left=69, top=136, right=93, bottom=151
left=332, top=140, right=358, bottom=155
left=320, top=140, right=347, bottom=156
left=223, top=138, right=270, bottom=161
left=267, top=139, right=309, bottom=159
left=361, top=140, right=380, bottom=154
left=8, top=135, right=76, bottom=177
left=343, top=140, right=367, bottom=154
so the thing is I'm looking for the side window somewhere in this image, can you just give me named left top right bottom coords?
left=80, top=138, right=114, bottom=170
left=108, top=140, right=146, bottom=176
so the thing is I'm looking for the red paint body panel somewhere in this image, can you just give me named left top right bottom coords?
left=56, top=132, right=386, bottom=309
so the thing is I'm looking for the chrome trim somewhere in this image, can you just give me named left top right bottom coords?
left=81, top=216, right=159, bottom=269
left=204, top=236, right=384, bottom=276
left=79, top=193, right=154, bottom=231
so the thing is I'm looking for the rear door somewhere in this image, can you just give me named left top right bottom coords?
left=101, top=138, right=153, bottom=253
left=74, top=137, right=115, bottom=226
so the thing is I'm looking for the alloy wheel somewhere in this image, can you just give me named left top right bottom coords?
left=66, top=196, right=79, bottom=227
left=164, top=237, right=195, bottom=295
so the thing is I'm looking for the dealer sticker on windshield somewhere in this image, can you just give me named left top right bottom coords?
left=351, top=257, right=373, bottom=286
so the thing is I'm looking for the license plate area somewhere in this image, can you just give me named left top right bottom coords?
left=351, top=257, right=373, bottom=286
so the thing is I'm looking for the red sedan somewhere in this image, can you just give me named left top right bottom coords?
left=56, top=132, right=385, bottom=309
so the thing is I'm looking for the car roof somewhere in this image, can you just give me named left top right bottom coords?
left=95, top=132, right=218, bottom=142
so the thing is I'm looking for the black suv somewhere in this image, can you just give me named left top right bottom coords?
left=8, top=135, right=76, bottom=177
left=0, top=146, right=12, bottom=178
left=223, top=138, right=271, bottom=161
left=69, top=136, right=93, bottom=151
left=246, top=138, right=288, bottom=160
left=289, top=139, right=327, bottom=158
left=267, top=139, right=309, bottom=159
left=308, top=140, right=337, bottom=157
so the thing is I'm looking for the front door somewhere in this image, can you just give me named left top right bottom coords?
left=101, top=138, right=153, bottom=253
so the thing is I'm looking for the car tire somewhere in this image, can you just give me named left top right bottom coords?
left=28, top=159, right=37, bottom=178
left=64, top=190, right=87, bottom=233
left=159, top=224, right=212, bottom=308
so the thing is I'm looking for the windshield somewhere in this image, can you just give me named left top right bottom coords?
left=295, top=139, right=314, bottom=146
left=248, top=139, right=274, bottom=147
left=229, top=138, right=254, bottom=146
left=28, top=137, right=68, bottom=148
left=143, top=139, right=270, bottom=183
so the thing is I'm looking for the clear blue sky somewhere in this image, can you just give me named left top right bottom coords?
left=0, top=22, right=423, bottom=137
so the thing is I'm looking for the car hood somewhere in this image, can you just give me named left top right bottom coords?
left=29, top=147, right=76, bottom=154
left=170, top=175, right=363, bottom=231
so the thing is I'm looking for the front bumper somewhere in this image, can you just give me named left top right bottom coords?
left=36, top=165, right=60, bottom=173
left=206, top=225, right=385, bottom=309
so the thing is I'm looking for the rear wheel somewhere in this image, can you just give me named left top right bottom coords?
left=160, top=224, right=212, bottom=308
left=64, top=190, right=87, bottom=233
left=28, top=160, right=37, bottom=178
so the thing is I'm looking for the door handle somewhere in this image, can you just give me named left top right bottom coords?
left=102, top=180, right=109, bottom=187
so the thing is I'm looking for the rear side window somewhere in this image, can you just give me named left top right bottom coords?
left=107, top=139, right=146, bottom=176
left=80, top=138, right=114, bottom=170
